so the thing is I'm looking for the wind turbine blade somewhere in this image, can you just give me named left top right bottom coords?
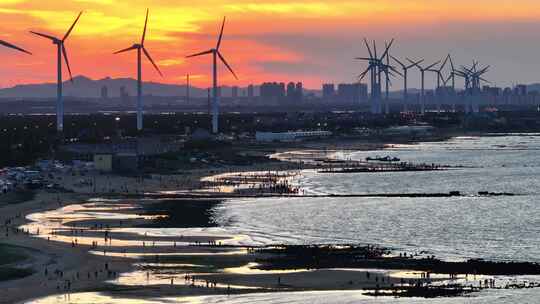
left=186, top=49, right=213, bottom=58
left=354, top=57, right=373, bottom=61
left=480, top=66, right=490, bottom=74
left=406, top=59, right=424, bottom=69
left=439, top=55, right=449, bottom=72
left=141, top=8, right=149, bottom=45
left=62, top=45, right=74, bottom=82
left=143, top=47, right=163, bottom=77
left=479, top=77, right=491, bottom=84
left=448, top=54, right=455, bottom=71
left=379, top=38, right=394, bottom=61
left=218, top=51, right=238, bottom=80
left=30, top=31, right=58, bottom=42
left=114, top=45, right=138, bottom=54
left=406, top=58, right=422, bottom=69
left=63, top=11, right=83, bottom=41
left=425, top=60, right=441, bottom=70
left=216, top=17, right=226, bottom=50
left=389, top=66, right=403, bottom=77
left=363, top=38, right=373, bottom=59
left=373, top=40, right=377, bottom=59
left=358, top=67, right=370, bottom=81
left=461, top=66, right=473, bottom=74
left=0, top=40, right=32, bottom=55
left=390, top=55, right=404, bottom=68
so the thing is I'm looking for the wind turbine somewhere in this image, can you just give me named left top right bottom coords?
left=459, top=62, right=490, bottom=113
left=409, top=59, right=440, bottom=114
left=392, top=56, right=423, bottom=112
left=115, top=9, right=162, bottom=131
left=356, top=39, right=380, bottom=113
left=30, top=11, right=82, bottom=133
left=187, top=17, right=238, bottom=134
left=356, top=38, right=398, bottom=114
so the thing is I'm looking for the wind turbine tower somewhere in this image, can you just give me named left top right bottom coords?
left=186, top=74, right=190, bottom=103
left=30, top=11, right=82, bottom=132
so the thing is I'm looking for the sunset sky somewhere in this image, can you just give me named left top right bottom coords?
left=1, top=0, right=540, bottom=90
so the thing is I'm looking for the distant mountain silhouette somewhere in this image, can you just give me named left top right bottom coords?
left=0, top=76, right=212, bottom=99
left=14, top=76, right=535, bottom=100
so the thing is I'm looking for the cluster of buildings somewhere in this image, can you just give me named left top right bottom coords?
left=322, top=83, right=368, bottom=104
left=259, top=81, right=304, bottom=103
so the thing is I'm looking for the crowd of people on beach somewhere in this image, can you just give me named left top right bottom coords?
left=204, top=171, right=305, bottom=195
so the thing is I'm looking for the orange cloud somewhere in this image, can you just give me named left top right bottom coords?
left=1, top=0, right=540, bottom=89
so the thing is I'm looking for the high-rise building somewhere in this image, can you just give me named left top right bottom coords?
left=358, top=83, right=368, bottom=100
left=286, top=82, right=296, bottom=100
left=296, top=82, right=303, bottom=101
left=231, top=86, right=239, bottom=98
left=100, top=86, right=109, bottom=99
left=483, top=86, right=501, bottom=96
left=322, top=83, right=335, bottom=101
left=279, top=82, right=286, bottom=97
left=247, top=84, right=254, bottom=99
left=337, top=83, right=367, bottom=103
left=260, top=82, right=286, bottom=99
left=120, top=86, right=130, bottom=104
left=514, top=84, right=527, bottom=96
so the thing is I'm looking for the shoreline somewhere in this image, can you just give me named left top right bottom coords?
left=2, top=134, right=540, bottom=303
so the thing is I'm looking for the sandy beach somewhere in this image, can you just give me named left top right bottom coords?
left=0, top=149, right=412, bottom=304
left=1, top=142, right=537, bottom=303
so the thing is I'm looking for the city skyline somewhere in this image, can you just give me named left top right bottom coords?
left=2, top=1, right=540, bottom=89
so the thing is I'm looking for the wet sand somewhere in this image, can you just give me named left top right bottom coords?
left=0, top=189, right=429, bottom=303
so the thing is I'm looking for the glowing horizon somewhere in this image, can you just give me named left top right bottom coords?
left=2, top=0, right=540, bottom=90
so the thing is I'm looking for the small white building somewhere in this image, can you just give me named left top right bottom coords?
left=256, top=131, right=332, bottom=142
left=383, top=125, right=435, bottom=137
